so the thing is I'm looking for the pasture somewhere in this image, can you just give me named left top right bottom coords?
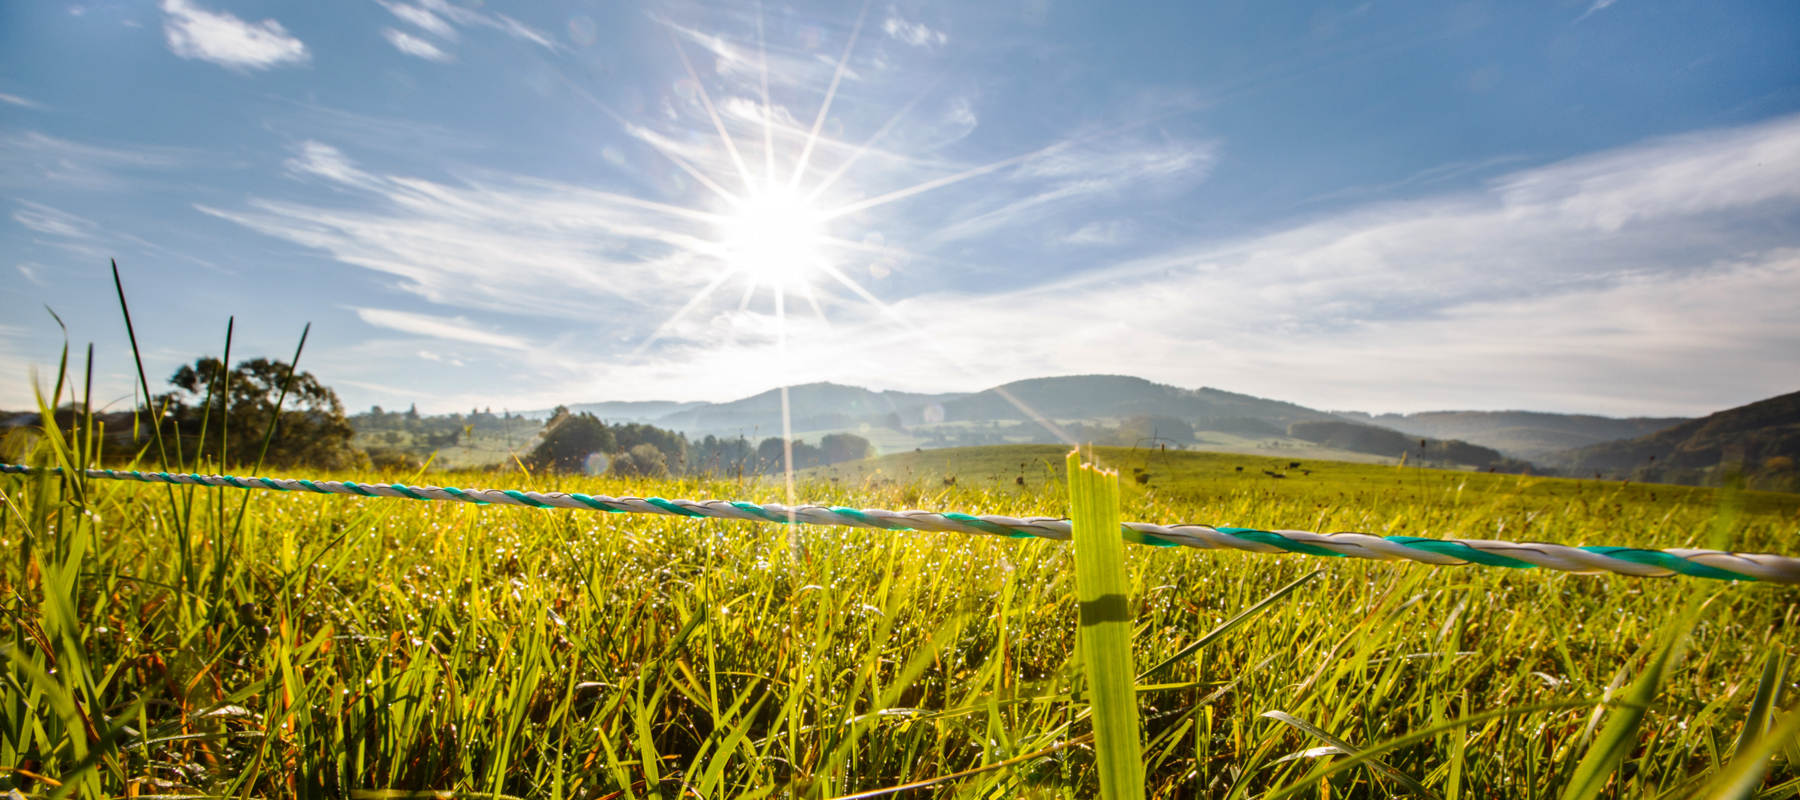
left=3, top=442, right=1798, bottom=798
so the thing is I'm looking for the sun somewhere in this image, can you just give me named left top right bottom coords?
left=723, top=186, right=823, bottom=286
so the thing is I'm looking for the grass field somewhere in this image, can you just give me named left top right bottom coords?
left=4, top=436, right=1799, bottom=798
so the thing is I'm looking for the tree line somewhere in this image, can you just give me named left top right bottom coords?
left=523, top=406, right=874, bottom=477
left=2, top=354, right=877, bottom=476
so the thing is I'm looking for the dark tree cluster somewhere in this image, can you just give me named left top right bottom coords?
left=150, top=356, right=360, bottom=469
left=523, top=408, right=697, bottom=477
left=1286, top=419, right=1532, bottom=473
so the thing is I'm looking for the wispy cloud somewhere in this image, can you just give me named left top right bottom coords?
left=160, top=0, right=309, bottom=71
left=284, top=140, right=381, bottom=187
left=859, top=114, right=1800, bottom=415
left=12, top=201, right=98, bottom=238
left=883, top=12, right=947, bottom=48
left=382, top=28, right=451, bottom=62
left=1576, top=0, right=1623, bottom=23
left=930, top=136, right=1218, bottom=242
left=1061, top=220, right=1130, bottom=245
left=0, top=132, right=184, bottom=190
left=0, top=93, right=44, bottom=109
left=378, top=1, right=457, bottom=40
left=353, top=308, right=532, bottom=351
left=414, top=0, right=559, bottom=51
left=200, top=141, right=724, bottom=320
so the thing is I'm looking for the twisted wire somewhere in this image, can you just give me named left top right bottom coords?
left=3, top=463, right=1796, bottom=584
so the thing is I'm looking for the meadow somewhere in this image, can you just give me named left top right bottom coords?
left=4, top=434, right=1799, bottom=798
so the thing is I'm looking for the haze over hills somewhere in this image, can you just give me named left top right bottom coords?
left=1541, top=390, right=1800, bottom=492
left=650, top=383, right=965, bottom=435
left=1335, top=410, right=1691, bottom=461
left=937, top=376, right=1339, bottom=427
left=557, top=400, right=704, bottom=423
left=517, top=375, right=1692, bottom=470
left=538, top=375, right=1348, bottom=443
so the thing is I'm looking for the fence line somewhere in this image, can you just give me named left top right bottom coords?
left=3, top=463, right=1796, bottom=584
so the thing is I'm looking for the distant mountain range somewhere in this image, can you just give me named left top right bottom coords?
left=536, top=375, right=1344, bottom=442
left=529, top=374, right=1720, bottom=471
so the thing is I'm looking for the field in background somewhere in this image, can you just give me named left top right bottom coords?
left=4, top=446, right=1798, bottom=798
left=808, top=444, right=1800, bottom=519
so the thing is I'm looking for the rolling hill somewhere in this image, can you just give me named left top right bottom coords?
left=1334, top=410, right=1689, bottom=461
left=938, top=375, right=1340, bottom=427
left=1540, top=390, right=1800, bottom=491
left=650, top=382, right=966, bottom=435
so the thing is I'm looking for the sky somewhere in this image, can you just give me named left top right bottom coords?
left=2, top=0, right=1797, bottom=418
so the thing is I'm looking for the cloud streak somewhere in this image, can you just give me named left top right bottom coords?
left=200, top=141, right=726, bottom=321
left=382, top=28, right=452, bottom=62
left=0, top=132, right=184, bottom=190
left=354, top=308, right=532, bottom=350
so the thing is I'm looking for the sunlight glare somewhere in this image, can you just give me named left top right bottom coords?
left=725, top=187, right=824, bottom=285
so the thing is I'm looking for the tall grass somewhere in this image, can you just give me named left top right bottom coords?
left=5, top=424, right=1798, bottom=797
left=3, top=337, right=1799, bottom=797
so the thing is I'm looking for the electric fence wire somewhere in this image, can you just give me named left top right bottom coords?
left=3, top=463, right=1797, bottom=585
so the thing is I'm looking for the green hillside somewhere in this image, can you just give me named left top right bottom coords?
left=1544, top=389, right=1800, bottom=491
left=1343, top=409, right=1689, bottom=460
left=939, top=374, right=1339, bottom=427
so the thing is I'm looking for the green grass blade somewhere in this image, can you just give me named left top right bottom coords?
left=1700, top=700, right=1800, bottom=800
left=1557, top=596, right=1703, bottom=800
left=1733, top=649, right=1788, bottom=759
left=1067, top=449, right=1142, bottom=800
left=1261, top=710, right=1441, bottom=799
left=1138, top=569, right=1320, bottom=681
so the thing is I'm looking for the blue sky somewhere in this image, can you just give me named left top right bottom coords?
left=2, top=0, right=1797, bottom=417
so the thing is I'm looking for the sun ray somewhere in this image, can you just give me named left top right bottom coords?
left=668, top=26, right=757, bottom=194
left=795, top=275, right=832, bottom=332
left=786, top=0, right=875, bottom=191
left=553, top=185, right=729, bottom=225
left=719, top=277, right=760, bottom=349
left=560, top=80, right=743, bottom=206
left=757, top=2, right=776, bottom=187
left=547, top=13, right=1172, bottom=449
left=802, top=71, right=949, bottom=204
left=628, top=265, right=741, bottom=359
left=818, top=140, right=1073, bottom=221
left=817, top=115, right=1178, bottom=221
left=774, top=282, right=797, bottom=515
left=816, top=261, right=1079, bottom=445
left=818, top=234, right=963, bottom=268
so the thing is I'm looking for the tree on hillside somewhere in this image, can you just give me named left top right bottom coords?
left=155, top=357, right=360, bottom=469
left=752, top=433, right=873, bottom=473
left=613, top=422, right=689, bottom=471
left=819, top=432, right=875, bottom=464
left=524, top=408, right=616, bottom=473
left=611, top=443, right=669, bottom=477
left=1118, top=415, right=1196, bottom=445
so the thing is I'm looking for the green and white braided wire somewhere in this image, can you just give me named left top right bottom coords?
left=4, top=463, right=1797, bottom=584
